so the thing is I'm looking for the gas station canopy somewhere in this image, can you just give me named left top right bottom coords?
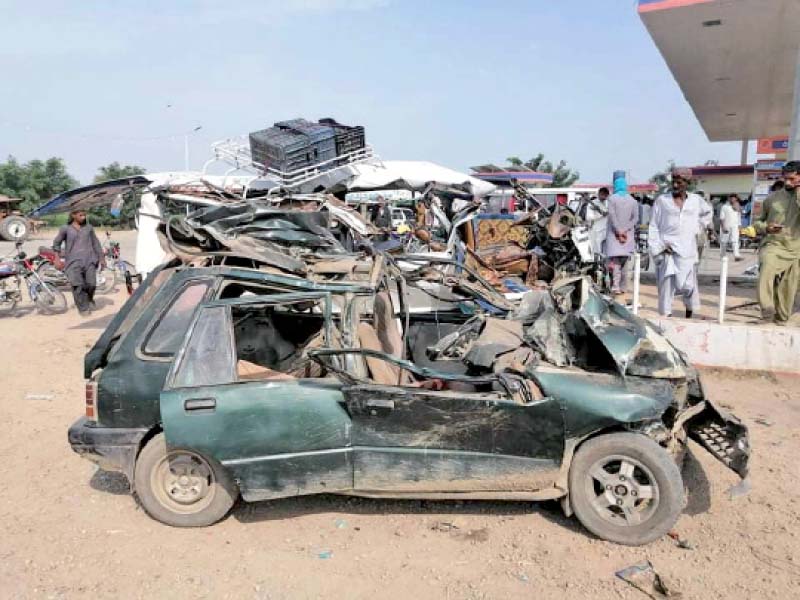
left=639, top=0, right=800, bottom=142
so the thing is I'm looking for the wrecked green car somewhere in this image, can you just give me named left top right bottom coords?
left=68, top=263, right=749, bottom=546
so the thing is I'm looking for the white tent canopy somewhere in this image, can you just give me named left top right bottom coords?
left=341, top=160, right=496, bottom=197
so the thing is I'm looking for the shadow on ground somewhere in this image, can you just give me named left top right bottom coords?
left=231, top=494, right=586, bottom=536
left=70, top=312, right=116, bottom=330
left=90, top=469, right=130, bottom=496
left=682, top=448, right=712, bottom=516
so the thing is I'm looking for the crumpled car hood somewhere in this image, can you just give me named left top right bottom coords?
left=575, top=283, right=687, bottom=379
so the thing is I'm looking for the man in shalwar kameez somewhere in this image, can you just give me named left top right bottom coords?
left=648, top=168, right=711, bottom=318
left=605, top=173, right=638, bottom=297
left=754, top=160, right=800, bottom=324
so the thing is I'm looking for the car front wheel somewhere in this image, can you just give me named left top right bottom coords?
left=568, top=432, right=683, bottom=546
left=134, top=433, right=238, bottom=527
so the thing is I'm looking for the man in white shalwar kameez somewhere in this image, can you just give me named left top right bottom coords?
left=585, top=187, right=610, bottom=258
left=649, top=168, right=711, bottom=318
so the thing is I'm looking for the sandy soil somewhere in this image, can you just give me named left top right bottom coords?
left=1, top=233, right=800, bottom=599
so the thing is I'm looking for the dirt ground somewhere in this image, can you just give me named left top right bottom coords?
left=1, top=232, right=800, bottom=599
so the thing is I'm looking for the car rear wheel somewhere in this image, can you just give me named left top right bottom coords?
left=568, top=432, right=683, bottom=546
left=134, top=433, right=238, bottom=527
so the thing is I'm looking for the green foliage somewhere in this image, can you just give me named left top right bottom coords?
left=505, top=154, right=580, bottom=187
left=41, top=213, right=69, bottom=227
left=649, top=160, right=697, bottom=195
left=649, top=160, right=675, bottom=196
left=0, top=156, right=79, bottom=213
left=90, top=162, right=147, bottom=228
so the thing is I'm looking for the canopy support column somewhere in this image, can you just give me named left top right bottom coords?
left=790, top=47, right=800, bottom=161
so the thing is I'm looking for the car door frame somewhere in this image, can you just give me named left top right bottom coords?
left=160, top=291, right=355, bottom=502
left=309, top=348, right=566, bottom=496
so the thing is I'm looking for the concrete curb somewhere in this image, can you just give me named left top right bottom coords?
left=655, top=318, right=800, bottom=374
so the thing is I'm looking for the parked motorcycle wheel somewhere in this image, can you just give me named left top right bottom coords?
left=112, top=260, right=134, bottom=284
left=35, top=261, right=70, bottom=288
left=95, top=268, right=115, bottom=294
left=0, top=294, right=18, bottom=316
left=31, top=281, right=68, bottom=314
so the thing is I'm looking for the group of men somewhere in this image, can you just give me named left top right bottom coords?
left=585, top=163, right=800, bottom=324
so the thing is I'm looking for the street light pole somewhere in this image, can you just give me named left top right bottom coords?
left=184, top=125, right=203, bottom=171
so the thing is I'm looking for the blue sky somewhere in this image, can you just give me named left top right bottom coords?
left=1, top=0, right=750, bottom=185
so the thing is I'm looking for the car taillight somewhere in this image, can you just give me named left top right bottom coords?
left=85, top=381, right=97, bottom=419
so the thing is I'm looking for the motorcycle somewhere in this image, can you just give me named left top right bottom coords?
left=33, top=231, right=126, bottom=294
left=101, top=233, right=140, bottom=295
left=0, top=242, right=68, bottom=315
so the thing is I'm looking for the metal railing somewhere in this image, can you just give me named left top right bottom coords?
left=205, top=135, right=380, bottom=190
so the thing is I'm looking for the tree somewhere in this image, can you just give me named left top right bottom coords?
left=0, top=156, right=79, bottom=213
left=649, top=160, right=676, bottom=196
left=649, top=160, right=699, bottom=195
left=504, top=154, right=580, bottom=187
left=91, top=162, right=147, bottom=228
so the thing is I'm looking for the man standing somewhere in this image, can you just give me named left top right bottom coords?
left=695, top=190, right=713, bottom=261
left=605, top=173, right=638, bottom=297
left=585, top=187, right=609, bottom=258
left=719, top=194, right=743, bottom=261
left=649, top=168, right=710, bottom=318
left=52, top=210, right=103, bottom=315
left=754, top=160, right=800, bottom=325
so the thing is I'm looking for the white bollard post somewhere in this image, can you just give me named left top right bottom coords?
left=718, top=256, right=729, bottom=324
left=632, top=253, right=641, bottom=315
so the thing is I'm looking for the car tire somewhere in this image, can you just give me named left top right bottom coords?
left=0, top=216, right=29, bottom=241
left=569, top=432, right=683, bottom=546
left=134, top=433, right=238, bottom=527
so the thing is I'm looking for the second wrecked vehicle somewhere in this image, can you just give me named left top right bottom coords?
left=68, top=256, right=749, bottom=546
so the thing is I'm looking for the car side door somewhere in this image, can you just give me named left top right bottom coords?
left=160, top=293, right=354, bottom=503
left=312, top=349, right=566, bottom=495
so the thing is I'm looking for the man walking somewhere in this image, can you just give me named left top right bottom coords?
left=648, top=168, right=710, bottom=318
left=605, top=173, right=638, bottom=297
left=719, top=194, right=743, bottom=261
left=52, top=210, right=103, bottom=315
left=754, top=161, right=800, bottom=325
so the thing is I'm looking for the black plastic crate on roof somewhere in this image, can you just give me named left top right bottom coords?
left=248, top=122, right=336, bottom=173
left=275, top=119, right=335, bottom=144
left=318, top=118, right=366, bottom=156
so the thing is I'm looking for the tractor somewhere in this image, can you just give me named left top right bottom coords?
left=0, top=195, right=31, bottom=241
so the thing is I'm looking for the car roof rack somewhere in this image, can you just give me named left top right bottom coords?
left=204, top=135, right=381, bottom=193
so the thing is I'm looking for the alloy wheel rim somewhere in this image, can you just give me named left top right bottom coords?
left=585, top=454, right=659, bottom=527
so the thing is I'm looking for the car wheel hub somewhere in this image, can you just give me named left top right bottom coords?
left=152, top=451, right=216, bottom=512
left=586, top=455, right=659, bottom=527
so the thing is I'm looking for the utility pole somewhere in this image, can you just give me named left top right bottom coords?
left=790, top=48, right=800, bottom=161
